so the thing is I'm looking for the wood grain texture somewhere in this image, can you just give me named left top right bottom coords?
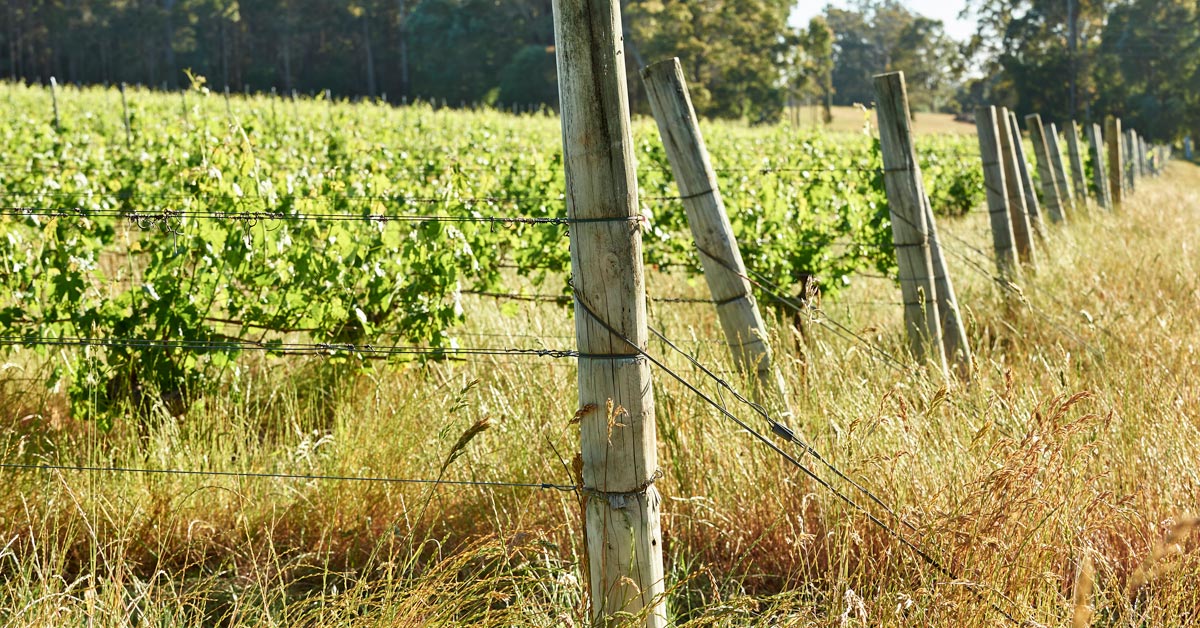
left=642, top=58, right=789, bottom=413
left=873, top=72, right=949, bottom=376
left=1008, top=109, right=1047, bottom=239
left=996, top=108, right=1037, bottom=267
left=975, top=106, right=1019, bottom=279
left=1026, top=114, right=1067, bottom=224
left=552, top=0, right=666, bottom=624
left=1046, top=123, right=1075, bottom=216
left=1107, top=117, right=1124, bottom=207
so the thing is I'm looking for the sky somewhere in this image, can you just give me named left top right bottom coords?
left=790, top=1, right=977, bottom=42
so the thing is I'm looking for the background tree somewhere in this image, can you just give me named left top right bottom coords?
left=824, top=0, right=960, bottom=113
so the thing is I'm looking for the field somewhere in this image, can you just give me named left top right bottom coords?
left=1, top=83, right=1198, bottom=627
left=786, top=104, right=979, bottom=136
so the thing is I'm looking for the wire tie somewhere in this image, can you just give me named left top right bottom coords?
left=582, top=469, right=663, bottom=510
left=678, top=188, right=715, bottom=201
left=576, top=353, right=647, bottom=364
left=770, top=422, right=796, bottom=442
left=714, top=292, right=752, bottom=307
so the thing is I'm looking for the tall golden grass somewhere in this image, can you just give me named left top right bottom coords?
left=1, top=162, right=1198, bottom=626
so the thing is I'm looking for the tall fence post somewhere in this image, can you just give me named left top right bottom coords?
left=1124, top=129, right=1137, bottom=194
left=49, top=76, right=60, bottom=130
left=1025, top=114, right=1067, bottom=223
left=552, top=1, right=666, bottom=625
left=642, top=58, right=790, bottom=413
left=1106, top=117, right=1124, bottom=208
left=119, top=82, right=132, bottom=148
left=1139, top=136, right=1149, bottom=177
left=1186, top=136, right=1193, bottom=161
left=1086, top=123, right=1110, bottom=210
left=1046, top=123, right=1075, bottom=214
left=873, top=72, right=949, bottom=376
left=1065, top=122, right=1089, bottom=208
left=1008, top=110, right=1047, bottom=239
left=975, top=106, right=1019, bottom=279
left=997, top=108, right=1038, bottom=266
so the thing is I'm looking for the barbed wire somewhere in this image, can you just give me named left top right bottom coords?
left=0, top=461, right=578, bottom=491
left=570, top=287, right=1024, bottom=626
left=0, top=336, right=581, bottom=360
left=0, top=206, right=642, bottom=228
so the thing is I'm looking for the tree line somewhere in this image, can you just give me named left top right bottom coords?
left=2, top=0, right=1197, bottom=140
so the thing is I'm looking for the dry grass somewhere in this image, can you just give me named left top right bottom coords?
left=784, top=104, right=978, bottom=136
left=1, top=162, right=1199, bottom=626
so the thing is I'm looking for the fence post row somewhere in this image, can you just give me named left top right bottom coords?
left=1025, top=114, right=1068, bottom=223
left=551, top=0, right=667, bottom=625
left=996, top=108, right=1038, bottom=267
left=874, top=72, right=950, bottom=377
left=1046, top=123, right=1075, bottom=214
left=1106, top=117, right=1124, bottom=208
left=641, top=58, right=790, bottom=414
left=1008, top=109, right=1047, bottom=239
left=1065, top=122, right=1089, bottom=208
left=975, top=106, right=1019, bottom=280
left=1086, top=123, right=1111, bottom=210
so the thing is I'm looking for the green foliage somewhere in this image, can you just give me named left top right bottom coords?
left=0, top=82, right=982, bottom=426
left=825, top=1, right=962, bottom=113
left=625, top=0, right=798, bottom=122
left=498, top=46, right=559, bottom=108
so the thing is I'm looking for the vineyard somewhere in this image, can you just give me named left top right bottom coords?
left=1, top=75, right=1199, bottom=628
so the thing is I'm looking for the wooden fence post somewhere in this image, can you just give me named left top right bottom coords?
left=997, top=108, right=1038, bottom=266
left=552, top=1, right=666, bottom=625
left=1065, top=122, right=1089, bottom=208
left=873, top=72, right=949, bottom=376
left=1107, top=117, right=1124, bottom=208
left=1008, top=110, right=1047, bottom=239
left=1139, top=136, right=1149, bottom=177
left=975, top=106, right=1019, bottom=279
left=1025, top=114, right=1067, bottom=223
left=119, top=82, right=132, bottom=148
left=1124, top=129, right=1137, bottom=193
left=49, top=76, right=60, bottom=130
left=642, top=58, right=790, bottom=413
left=1086, top=123, right=1110, bottom=210
left=1046, top=123, right=1075, bottom=214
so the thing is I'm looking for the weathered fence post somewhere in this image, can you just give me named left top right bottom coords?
left=1124, top=129, right=1137, bottom=193
left=975, top=106, right=1019, bottom=279
left=224, top=85, right=232, bottom=117
left=1186, top=136, right=1193, bottom=161
left=49, top=76, right=60, bottom=130
left=1139, top=136, right=1149, bottom=178
left=552, top=1, right=666, bottom=625
left=119, top=82, right=132, bottom=148
left=873, top=72, right=950, bottom=376
left=1065, top=122, right=1089, bottom=208
left=1086, top=123, right=1110, bottom=210
left=997, top=108, right=1038, bottom=266
left=1106, top=117, right=1124, bottom=208
left=1046, top=123, right=1075, bottom=214
left=1025, top=114, right=1067, bottom=223
left=642, top=58, right=790, bottom=412
left=1008, top=110, right=1047, bottom=239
